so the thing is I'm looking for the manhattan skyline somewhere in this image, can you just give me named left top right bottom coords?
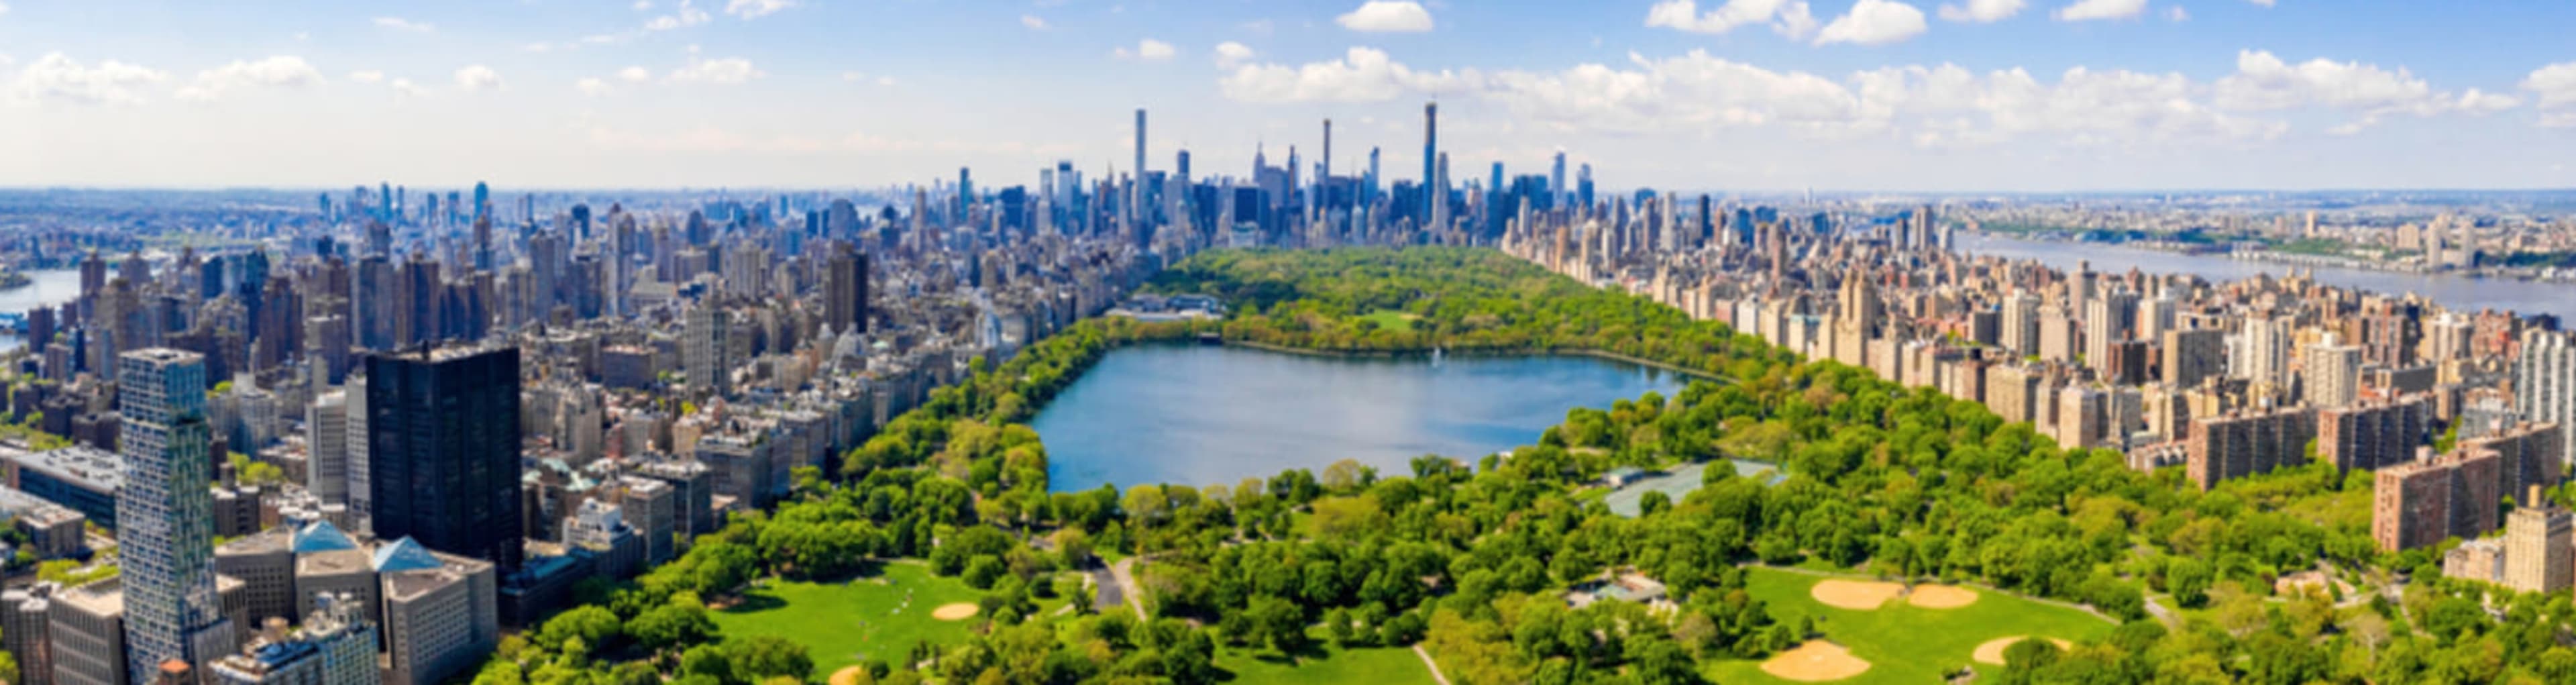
left=3, top=0, right=2576, bottom=191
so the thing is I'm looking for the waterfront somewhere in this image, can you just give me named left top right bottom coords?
left=0, top=269, right=81, bottom=352
left=1032, top=344, right=1686, bottom=492
left=1955, top=233, right=2576, bottom=321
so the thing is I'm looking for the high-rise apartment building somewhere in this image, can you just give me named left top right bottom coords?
left=2316, top=394, right=2430, bottom=473
left=117, top=348, right=235, bottom=681
left=823, top=249, right=869, bottom=335
left=2184, top=406, right=2316, bottom=490
left=686, top=305, right=731, bottom=399
left=2304, top=337, right=2364, bottom=409
left=2516, top=329, right=2576, bottom=465
left=364, top=347, right=525, bottom=572
left=2502, top=488, right=2574, bottom=594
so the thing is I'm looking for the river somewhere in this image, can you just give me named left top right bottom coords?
left=0, top=269, right=83, bottom=352
left=1031, top=344, right=1686, bottom=492
left=1955, top=233, right=2576, bottom=321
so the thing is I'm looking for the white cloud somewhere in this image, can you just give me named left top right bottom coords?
left=647, top=0, right=711, bottom=30
left=2524, top=62, right=2576, bottom=108
left=453, top=64, right=502, bottom=92
left=1336, top=1, right=1434, bottom=33
left=2165, top=5, right=2188, bottom=21
left=1644, top=0, right=1820, bottom=40
left=1477, top=52, right=2292, bottom=147
left=8, top=52, right=168, bottom=105
left=1021, top=14, right=1048, bottom=30
left=2053, top=0, right=2147, bottom=21
left=373, top=17, right=435, bottom=33
left=2247, top=0, right=2275, bottom=5
left=174, top=55, right=323, bottom=101
left=668, top=56, right=764, bottom=84
left=2453, top=89, right=2519, bottom=114
left=1218, top=46, right=1483, bottom=103
left=1816, top=0, right=1928, bottom=46
left=576, top=77, right=614, bottom=97
left=1936, top=0, right=2023, bottom=22
left=618, top=66, right=653, bottom=83
left=633, top=1, right=653, bottom=9
left=388, top=77, right=429, bottom=97
left=0, top=3, right=10, bottom=17
left=349, top=70, right=385, bottom=84
left=1214, top=42, right=1257, bottom=69
left=724, top=0, right=794, bottom=19
left=2207, top=50, right=2506, bottom=131
left=1113, top=39, right=1177, bottom=61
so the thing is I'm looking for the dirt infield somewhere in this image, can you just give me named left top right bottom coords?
left=1907, top=585, right=1980, bottom=609
left=828, top=666, right=867, bottom=685
left=1810, top=580, right=1905, bottom=610
left=930, top=602, right=980, bottom=621
left=1971, top=636, right=2072, bottom=666
left=1760, top=641, right=1872, bottom=682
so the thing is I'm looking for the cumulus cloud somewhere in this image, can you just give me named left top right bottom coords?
left=389, top=78, right=430, bottom=97
left=619, top=66, right=653, bottom=83
left=453, top=64, right=502, bottom=92
left=1336, top=1, right=1434, bottom=33
left=1816, top=0, right=1928, bottom=46
left=1936, top=0, right=2024, bottom=22
left=576, top=77, right=614, bottom=97
left=373, top=16, right=435, bottom=33
left=2165, top=5, right=2187, bottom=21
left=647, top=0, right=711, bottom=30
left=174, top=55, right=323, bottom=101
left=2210, top=50, right=2507, bottom=131
left=2053, top=0, right=2147, bottom=21
left=1645, top=0, right=1820, bottom=40
left=8, top=52, right=168, bottom=105
left=668, top=56, right=764, bottom=84
left=349, top=70, right=385, bottom=83
left=1218, top=46, right=1482, bottom=103
left=1114, top=39, right=1177, bottom=61
left=1021, top=14, right=1048, bottom=30
left=724, top=0, right=794, bottom=19
left=2524, top=62, right=2576, bottom=108
left=1214, top=42, right=1256, bottom=69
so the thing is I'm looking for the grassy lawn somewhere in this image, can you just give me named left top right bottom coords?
left=1704, top=567, right=2117, bottom=684
left=712, top=562, right=1017, bottom=676
left=1216, top=631, right=1435, bottom=685
left=1358, top=309, right=1418, bottom=333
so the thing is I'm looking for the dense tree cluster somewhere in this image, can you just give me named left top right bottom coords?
left=475, top=248, right=2576, bottom=685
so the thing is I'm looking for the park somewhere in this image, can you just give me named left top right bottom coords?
left=708, top=562, right=1044, bottom=681
left=1706, top=567, right=2118, bottom=684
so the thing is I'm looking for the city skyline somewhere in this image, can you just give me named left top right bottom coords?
left=0, top=1, right=2573, bottom=191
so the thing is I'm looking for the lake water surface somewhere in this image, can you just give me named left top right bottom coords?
left=1032, top=344, right=1687, bottom=492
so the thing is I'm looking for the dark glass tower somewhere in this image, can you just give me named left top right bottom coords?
left=365, top=346, right=524, bottom=571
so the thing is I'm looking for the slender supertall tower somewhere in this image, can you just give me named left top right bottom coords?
left=1132, top=108, right=1146, bottom=230
left=1422, top=102, right=1438, bottom=221
left=1322, top=119, right=1332, bottom=191
left=119, top=348, right=235, bottom=682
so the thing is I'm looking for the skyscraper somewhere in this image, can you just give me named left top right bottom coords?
left=686, top=305, right=732, bottom=399
left=2518, top=329, right=2576, bottom=462
left=824, top=249, right=869, bottom=335
left=117, top=348, right=235, bottom=682
left=1422, top=102, right=1437, bottom=221
left=470, top=182, right=488, bottom=222
left=364, top=346, right=525, bottom=572
left=1551, top=150, right=1567, bottom=207
left=1131, top=108, right=1146, bottom=230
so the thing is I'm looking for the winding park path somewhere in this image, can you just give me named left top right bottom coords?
left=1108, top=557, right=1148, bottom=620
left=1412, top=645, right=1454, bottom=685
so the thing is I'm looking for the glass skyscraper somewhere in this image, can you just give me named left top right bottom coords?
left=366, top=346, right=527, bottom=572
left=117, top=348, right=234, bottom=681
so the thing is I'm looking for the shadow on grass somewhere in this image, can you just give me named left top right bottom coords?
left=720, top=592, right=789, bottom=614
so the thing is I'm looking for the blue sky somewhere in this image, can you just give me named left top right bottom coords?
left=2, top=0, right=2573, bottom=192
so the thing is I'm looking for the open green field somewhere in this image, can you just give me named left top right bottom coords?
left=1705, top=567, right=2117, bottom=684
left=1357, top=309, right=1419, bottom=332
left=1215, top=630, right=1436, bottom=685
left=711, top=562, right=1004, bottom=676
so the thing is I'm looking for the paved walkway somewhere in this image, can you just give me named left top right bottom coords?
left=1109, top=558, right=1147, bottom=620
left=1412, top=645, right=1453, bottom=685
